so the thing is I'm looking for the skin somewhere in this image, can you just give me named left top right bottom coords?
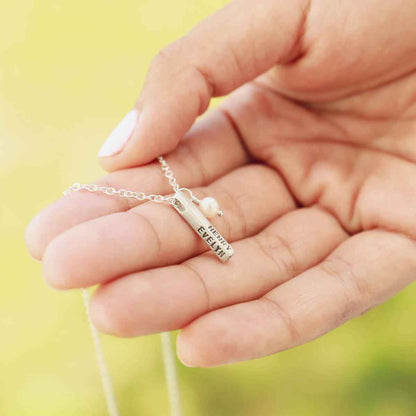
left=26, top=0, right=416, bottom=367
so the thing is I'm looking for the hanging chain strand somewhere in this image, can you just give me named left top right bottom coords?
left=64, top=156, right=183, bottom=204
left=63, top=155, right=183, bottom=416
left=160, top=332, right=183, bottom=416
left=82, top=289, right=120, bottom=416
left=157, top=156, right=180, bottom=193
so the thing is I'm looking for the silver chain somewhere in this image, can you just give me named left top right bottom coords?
left=64, top=156, right=188, bottom=204
left=63, top=154, right=189, bottom=416
left=158, top=156, right=180, bottom=193
left=66, top=155, right=184, bottom=415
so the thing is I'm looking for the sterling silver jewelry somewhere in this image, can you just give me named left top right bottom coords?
left=64, top=156, right=234, bottom=262
left=64, top=156, right=233, bottom=416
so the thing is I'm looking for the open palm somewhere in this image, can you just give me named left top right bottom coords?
left=26, top=0, right=416, bottom=366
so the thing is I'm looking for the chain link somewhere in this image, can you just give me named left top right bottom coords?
left=157, top=156, right=180, bottom=193
left=64, top=156, right=182, bottom=204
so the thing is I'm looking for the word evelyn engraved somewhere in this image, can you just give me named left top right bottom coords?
left=171, top=191, right=234, bottom=262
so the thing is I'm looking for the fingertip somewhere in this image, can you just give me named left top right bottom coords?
left=89, top=287, right=118, bottom=335
left=96, top=106, right=169, bottom=172
left=176, top=330, right=199, bottom=368
left=41, top=238, right=73, bottom=290
left=25, top=196, right=89, bottom=263
left=177, top=318, right=232, bottom=368
left=97, top=107, right=163, bottom=172
left=89, top=284, right=140, bottom=337
left=98, top=101, right=189, bottom=172
left=25, top=214, right=44, bottom=261
left=97, top=108, right=139, bottom=156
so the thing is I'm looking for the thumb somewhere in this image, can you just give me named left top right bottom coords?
left=98, top=0, right=310, bottom=171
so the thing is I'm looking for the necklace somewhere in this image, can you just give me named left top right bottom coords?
left=65, top=156, right=234, bottom=262
left=64, top=156, right=234, bottom=415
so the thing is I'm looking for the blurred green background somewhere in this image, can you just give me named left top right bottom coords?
left=1, top=0, right=415, bottom=415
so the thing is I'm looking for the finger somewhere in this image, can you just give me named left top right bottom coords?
left=177, top=230, right=416, bottom=367
left=98, top=0, right=310, bottom=171
left=89, top=207, right=347, bottom=337
left=25, top=109, right=248, bottom=260
left=42, top=164, right=296, bottom=289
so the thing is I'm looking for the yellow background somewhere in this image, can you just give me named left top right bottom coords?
left=1, top=0, right=415, bottom=414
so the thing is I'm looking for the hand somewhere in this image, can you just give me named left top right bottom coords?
left=26, top=0, right=416, bottom=367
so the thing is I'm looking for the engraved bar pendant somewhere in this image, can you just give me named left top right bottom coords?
left=171, top=191, right=234, bottom=262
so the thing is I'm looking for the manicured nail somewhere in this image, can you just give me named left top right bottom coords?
left=98, top=109, right=138, bottom=157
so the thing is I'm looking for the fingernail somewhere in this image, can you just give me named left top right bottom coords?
left=176, top=333, right=198, bottom=367
left=98, top=109, right=139, bottom=157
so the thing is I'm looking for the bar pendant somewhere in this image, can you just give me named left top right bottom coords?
left=171, top=191, right=234, bottom=262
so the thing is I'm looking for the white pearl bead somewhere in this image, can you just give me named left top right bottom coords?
left=199, top=197, right=219, bottom=218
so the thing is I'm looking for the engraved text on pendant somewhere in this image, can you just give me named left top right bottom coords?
left=171, top=191, right=234, bottom=262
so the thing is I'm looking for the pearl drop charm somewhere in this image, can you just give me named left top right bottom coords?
left=199, top=196, right=220, bottom=218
